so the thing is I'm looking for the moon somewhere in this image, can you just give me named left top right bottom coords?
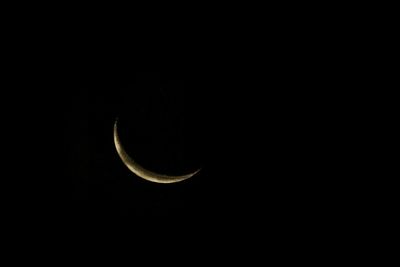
left=113, top=119, right=200, bottom=183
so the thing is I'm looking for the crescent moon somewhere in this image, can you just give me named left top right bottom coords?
left=113, top=119, right=200, bottom=183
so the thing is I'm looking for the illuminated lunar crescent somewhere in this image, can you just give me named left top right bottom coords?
left=113, top=119, right=200, bottom=183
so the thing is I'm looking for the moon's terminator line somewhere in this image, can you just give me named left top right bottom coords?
left=113, top=119, right=200, bottom=183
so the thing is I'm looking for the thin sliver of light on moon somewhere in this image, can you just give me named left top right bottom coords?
left=113, top=119, right=200, bottom=184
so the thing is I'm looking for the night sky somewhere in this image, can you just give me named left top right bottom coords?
left=66, top=69, right=317, bottom=229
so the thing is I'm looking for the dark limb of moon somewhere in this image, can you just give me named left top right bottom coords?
left=113, top=119, right=200, bottom=183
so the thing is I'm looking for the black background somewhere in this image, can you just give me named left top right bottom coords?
left=1, top=9, right=360, bottom=258
left=5, top=45, right=339, bottom=251
left=65, top=68, right=320, bottom=230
